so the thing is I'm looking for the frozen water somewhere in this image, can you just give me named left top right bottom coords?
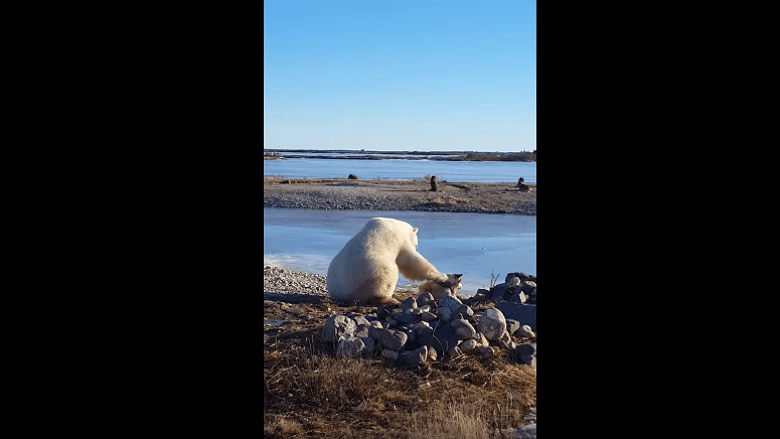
left=264, top=208, right=536, bottom=296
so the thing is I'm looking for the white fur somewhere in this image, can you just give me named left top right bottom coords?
left=327, top=217, right=446, bottom=303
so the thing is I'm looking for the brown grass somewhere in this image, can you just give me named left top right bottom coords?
left=264, top=325, right=536, bottom=438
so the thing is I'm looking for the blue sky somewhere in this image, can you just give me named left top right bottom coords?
left=264, top=0, right=536, bottom=152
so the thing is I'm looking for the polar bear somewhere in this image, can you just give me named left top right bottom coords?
left=327, top=217, right=447, bottom=304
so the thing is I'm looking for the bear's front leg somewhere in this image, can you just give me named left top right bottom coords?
left=395, top=248, right=446, bottom=282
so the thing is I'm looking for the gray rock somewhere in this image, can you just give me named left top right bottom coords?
left=352, top=315, right=370, bottom=326
left=509, top=291, right=527, bottom=303
left=421, top=311, right=437, bottom=322
left=517, top=325, right=535, bottom=339
left=354, top=324, right=370, bottom=338
left=379, top=329, right=408, bottom=350
left=336, top=336, right=366, bottom=358
left=516, top=343, right=535, bottom=357
left=447, top=346, right=463, bottom=357
left=359, top=336, right=374, bottom=351
left=506, top=319, right=521, bottom=336
left=401, top=327, right=417, bottom=344
left=505, top=272, right=533, bottom=283
left=376, top=306, right=390, bottom=320
left=419, top=304, right=432, bottom=312
left=479, top=346, right=496, bottom=356
left=322, top=315, right=357, bottom=343
left=381, top=349, right=399, bottom=361
left=411, top=307, right=424, bottom=315
left=455, top=304, right=474, bottom=319
left=451, top=319, right=477, bottom=340
left=506, top=276, right=521, bottom=287
left=369, top=320, right=383, bottom=329
left=438, top=307, right=452, bottom=322
left=521, top=280, right=536, bottom=294
left=474, top=289, right=490, bottom=298
left=478, top=308, right=507, bottom=340
left=395, top=311, right=420, bottom=325
left=473, top=332, right=488, bottom=348
left=401, top=296, right=417, bottom=312
left=429, top=322, right=460, bottom=358
left=412, top=321, right=430, bottom=331
left=495, top=302, right=536, bottom=329
left=416, top=292, right=435, bottom=307
left=416, top=325, right=434, bottom=346
left=399, top=345, right=428, bottom=366
left=460, top=338, right=478, bottom=352
left=490, top=283, right=508, bottom=301
left=439, top=295, right=463, bottom=313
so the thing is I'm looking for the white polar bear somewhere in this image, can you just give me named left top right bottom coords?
left=327, top=217, right=447, bottom=304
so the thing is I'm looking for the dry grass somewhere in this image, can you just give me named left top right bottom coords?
left=264, top=325, right=536, bottom=438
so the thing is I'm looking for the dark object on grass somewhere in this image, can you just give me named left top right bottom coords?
left=430, top=175, right=438, bottom=191
left=348, top=174, right=359, bottom=180
left=517, top=178, right=529, bottom=192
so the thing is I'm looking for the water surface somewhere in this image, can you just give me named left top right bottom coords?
left=264, top=208, right=536, bottom=296
left=264, top=158, right=536, bottom=183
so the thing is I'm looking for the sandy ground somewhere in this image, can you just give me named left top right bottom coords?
left=264, top=178, right=536, bottom=215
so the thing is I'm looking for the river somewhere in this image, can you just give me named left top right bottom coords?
left=264, top=158, right=536, bottom=183
left=264, top=208, right=536, bottom=296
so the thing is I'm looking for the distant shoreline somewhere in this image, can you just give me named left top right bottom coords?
left=264, top=149, right=536, bottom=162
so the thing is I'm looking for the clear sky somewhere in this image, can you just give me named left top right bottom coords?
left=264, top=0, right=536, bottom=152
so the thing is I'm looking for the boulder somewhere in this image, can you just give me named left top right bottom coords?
left=429, top=322, right=460, bottom=358
left=377, top=328, right=408, bottom=351
left=521, top=280, right=536, bottom=294
left=455, top=304, right=474, bottom=319
left=478, top=308, right=507, bottom=341
left=506, top=319, right=521, bottom=336
left=322, top=315, right=357, bottom=343
left=490, top=283, right=509, bottom=301
left=450, top=319, right=477, bottom=340
left=495, top=302, right=536, bottom=329
left=439, top=295, right=463, bottom=313
left=401, top=296, right=417, bottom=312
left=437, top=307, right=452, bottom=322
left=336, top=336, right=366, bottom=358
left=382, top=349, right=399, bottom=361
left=399, top=345, right=429, bottom=366
left=517, top=325, right=535, bottom=339
left=460, top=338, right=478, bottom=352
left=417, top=292, right=435, bottom=307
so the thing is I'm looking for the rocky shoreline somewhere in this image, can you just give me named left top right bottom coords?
left=263, top=178, right=536, bottom=215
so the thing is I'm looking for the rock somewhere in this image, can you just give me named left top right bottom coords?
left=336, top=336, right=366, bottom=358
left=401, top=327, right=417, bottom=344
left=427, top=346, right=438, bottom=362
left=447, top=346, right=463, bottom=357
left=439, top=295, right=463, bottom=313
left=323, top=315, right=357, bottom=343
left=506, top=319, right=521, bottom=336
left=508, top=291, right=526, bottom=303
left=490, top=283, right=508, bottom=301
left=348, top=173, right=359, bottom=179
left=521, top=280, right=536, bottom=294
left=455, top=304, right=474, bottom=319
left=506, top=276, right=521, bottom=288
left=395, top=311, right=420, bottom=325
left=417, top=292, right=435, bottom=307
left=401, top=297, right=417, bottom=312
left=479, top=346, right=496, bottom=356
left=412, top=321, right=430, bottom=331
left=411, top=307, right=424, bottom=316
left=473, top=332, right=488, bottom=348
left=354, top=324, right=370, bottom=338
left=515, top=343, right=536, bottom=365
left=416, top=325, right=434, bottom=347
left=377, top=329, right=408, bottom=351
left=460, top=338, right=478, bottom=352
left=495, top=302, right=536, bottom=329
left=399, top=346, right=428, bottom=366
left=517, top=325, right=535, bottom=339
left=429, top=322, right=460, bottom=358
left=381, top=349, right=399, bottom=361
left=376, top=306, right=390, bottom=320
left=451, top=319, right=477, bottom=340
left=437, top=307, right=452, bottom=322
left=369, top=320, right=383, bottom=329
left=360, top=336, right=374, bottom=351
left=352, top=315, right=370, bottom=326
left=478, top=308, right=507, bottom=341
left=421, top=311, right=437, bottom=322
left=505, top=272, right=533, bottom=283
left=474, top=289, right=490, bottom=298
